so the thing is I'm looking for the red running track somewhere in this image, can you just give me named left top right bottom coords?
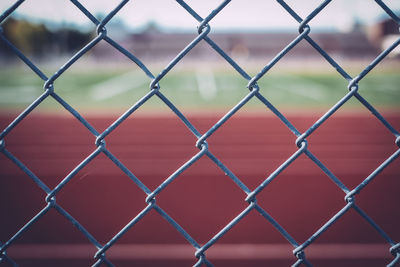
left=0, top=112, right=399, bottom=267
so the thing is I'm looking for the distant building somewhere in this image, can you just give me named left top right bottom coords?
left=92, top=24, right=379, bottom=63
left=367, top=16, right=400, bottom=57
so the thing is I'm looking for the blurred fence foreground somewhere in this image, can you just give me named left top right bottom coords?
left=1, top=1, right=400, bottom=267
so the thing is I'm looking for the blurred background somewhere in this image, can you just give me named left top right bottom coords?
left=0, top=0, right=399, bottom=111
left=0, top=0, right=399, bottom=266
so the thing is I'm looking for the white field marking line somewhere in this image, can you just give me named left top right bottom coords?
left=90, top=70, right=147, bottom=101
left=7, top=243, right=392, bottom=259
left=0, top=86, right=39, bottom=103
left=195, top=67, right=217, bottom=100
left=274, top=75, right=328, bottom=101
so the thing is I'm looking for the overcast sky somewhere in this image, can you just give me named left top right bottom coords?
left=1, top=0, right=399, bottom=32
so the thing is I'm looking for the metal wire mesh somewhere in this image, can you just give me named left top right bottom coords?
left=0, top=0, right=399, bottom=266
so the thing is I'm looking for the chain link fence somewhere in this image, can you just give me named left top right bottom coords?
left=1, top=0, right=400, bottom=266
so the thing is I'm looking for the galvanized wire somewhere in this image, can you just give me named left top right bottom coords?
left=1, top=0, right=400, bottom=266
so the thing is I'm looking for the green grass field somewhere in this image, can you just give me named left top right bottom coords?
left=0, top=64, right=399, bottom=113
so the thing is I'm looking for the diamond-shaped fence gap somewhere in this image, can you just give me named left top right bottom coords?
left=105, top=109, right=199, bottom=191
left=256, top=153, right=345, bottom=243
left=205, top=110, right=297, bottom=190
left=83, top=0, right=199, bottom=30
left=104, top=0, right=200, bottom=66
left=102, top=0, right=199, bottom=37
left=306, top=104, right=399, bottom=189
left=55, top=151, right=148, bottom=244
left=4, top=208, right=97, bottom=266
left=158, top=155, right=248, bottom=245
left=308, top=3, right=379, bottom=59
left=0, top=111, right=94, bottom=189
left=255, top=39, right=349, bottom=114
left=0, top=0, right=96, bottom=64
left=307, top=208, right=393, bottom=266
left=306, top=0, right=398, bottom=73
left=157, top=39, right=250, bottom=111
left=206, top=0, right=299, bottom=68
left=208, top=0, right=299, bottom=32
left=51, top=42, right=151, bottom=118
left=356, top=156, right=400, bottom=240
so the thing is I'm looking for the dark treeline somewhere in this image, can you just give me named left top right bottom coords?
left=0, top=17, right=92, bottom=60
